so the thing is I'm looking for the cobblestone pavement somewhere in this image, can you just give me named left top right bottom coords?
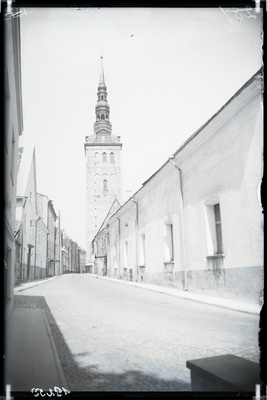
left=14, top=275, right=260, bottom=392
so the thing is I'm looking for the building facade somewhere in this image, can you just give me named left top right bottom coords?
left=4, top=11, right=23, bottom=317
left=61, top=231, right=86, bottom=274
left=94, top=70, right=263, bottom=304
left=61, top=231, right=71, bottom=273
left=85, top=58, right=122, bottom=263
left=15, top=145, right=39, bottom=283
left=78, top=247, right=87, bottom=273
left=47, top=200, right=59, bottom=277
left=34, top=216, right=48, bottom=279
left=37, top=193, right=60, bottom=277
left=92, top=198, right=121, bottom=276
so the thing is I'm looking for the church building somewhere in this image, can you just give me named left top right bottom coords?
left=84, top=58, right=122, bottom=263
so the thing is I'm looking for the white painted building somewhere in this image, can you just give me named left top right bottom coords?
left=92, top=198, right=121, bottom=276
left=34, top=216, right=48, bottom=279
left=15, top=145, right=40, bottom=282
left=37, top=193, right=60, bottom=277
left=4, top=11, right=23, bottom=317
left=95, top=69, right=263, bottom=304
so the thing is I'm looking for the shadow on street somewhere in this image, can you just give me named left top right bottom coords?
left=12, top=295, right=191, bottom=392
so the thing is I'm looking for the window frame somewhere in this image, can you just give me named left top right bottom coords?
left=103, top=179, right=108, bottom=191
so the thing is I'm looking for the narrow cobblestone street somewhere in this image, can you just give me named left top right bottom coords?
left=13, top=274, right=260, bottom=391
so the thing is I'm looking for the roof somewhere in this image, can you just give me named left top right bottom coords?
left=142, top=68, right=263, bottom=187
left=16, top=145, right=36, bottom=198
left=107, top=68, right=263, bottom=223
left=48, top=200, right=58, bottom=220
left=93, top=198, right=121, bottom=241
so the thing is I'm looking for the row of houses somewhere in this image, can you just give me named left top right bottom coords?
left=3, top=13, right=86, bottom=316
left=14, top=144, right=87, bottom=285
left=92, top=69, right=263, bottom=305
left=4, top=10, right=23, bottom=317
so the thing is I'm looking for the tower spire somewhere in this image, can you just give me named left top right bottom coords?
left=94, top=55, right=111, bottom=134
left=99, top=55, right=105, bottom=85
left=84, top=58, right=123, bottom=264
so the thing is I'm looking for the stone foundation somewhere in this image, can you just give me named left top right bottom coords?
left=107, top=265, right=263, bottom=304
left=182, top=265, right=263, bottom=304
left=135, top=266, right=263, bottom=304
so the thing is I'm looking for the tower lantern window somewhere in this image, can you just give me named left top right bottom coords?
left=101, top=114, right=105, bottom=120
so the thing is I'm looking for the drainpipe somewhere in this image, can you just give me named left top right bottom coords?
left=34, top=216, right=41, bottom=279
left=116, top=217, right=121, bottom=278
left=46, top=232, right=49, bottom=277
left=27, top=244, right=34, bottom=280
left=106, top=226, right=110, bottom=276
left=132, top=199, right=139, bottom=281
left=169, top=156, right=188, bottom=291
left=19, top=228, right=23, bottom=282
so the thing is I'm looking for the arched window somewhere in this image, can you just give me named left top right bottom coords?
left=103, top=180, right=108, bottom=191
left=95, top=152, right=99, bottom=162
left=102, top=152, right=107, bottom=162
left=101, top=114, right=105, bottom=120
left=110, top=152, right=115, bottom=163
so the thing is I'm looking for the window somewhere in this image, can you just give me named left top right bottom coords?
left=164, top=223, right=174, bottom=262
left=140, top=234, right=146, bottom=265
left=10, top=131, right=15, bottom=185
left=214, top=203, right=223, bottom=254
left=124, top=241, right=129, bottom=268
left=101, top=114, right=105, bottom=120
left=205, top=201, right=224, bottom=256
left=102, top=152, right=107, bottom=162
left=103, top=180, right=108, bottom=191
left=110, top=152, right=115, bottom=163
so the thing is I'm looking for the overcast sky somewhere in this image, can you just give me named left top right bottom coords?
left=19, top=7, right=263, bottom=250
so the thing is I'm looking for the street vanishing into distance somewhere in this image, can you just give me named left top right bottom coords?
left=14, top=274, right=259, bottom=391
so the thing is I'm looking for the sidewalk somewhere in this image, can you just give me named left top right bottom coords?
left=14, top=276, right=60, bottom=293
left=95, top=274, right=262, bottom=316
left=6, top=276, right=68, bottom=394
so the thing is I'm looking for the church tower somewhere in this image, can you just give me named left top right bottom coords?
left=85, top=57, right=122, bottom=262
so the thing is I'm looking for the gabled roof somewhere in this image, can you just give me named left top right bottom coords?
left=93, top=198, right=121, bottom=241
left=48, top=199, right=58, bottom=220
left=16, top=145, right=36, bottom=198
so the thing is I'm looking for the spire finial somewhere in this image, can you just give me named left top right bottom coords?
left=99, top=53, right=105, bottom=85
